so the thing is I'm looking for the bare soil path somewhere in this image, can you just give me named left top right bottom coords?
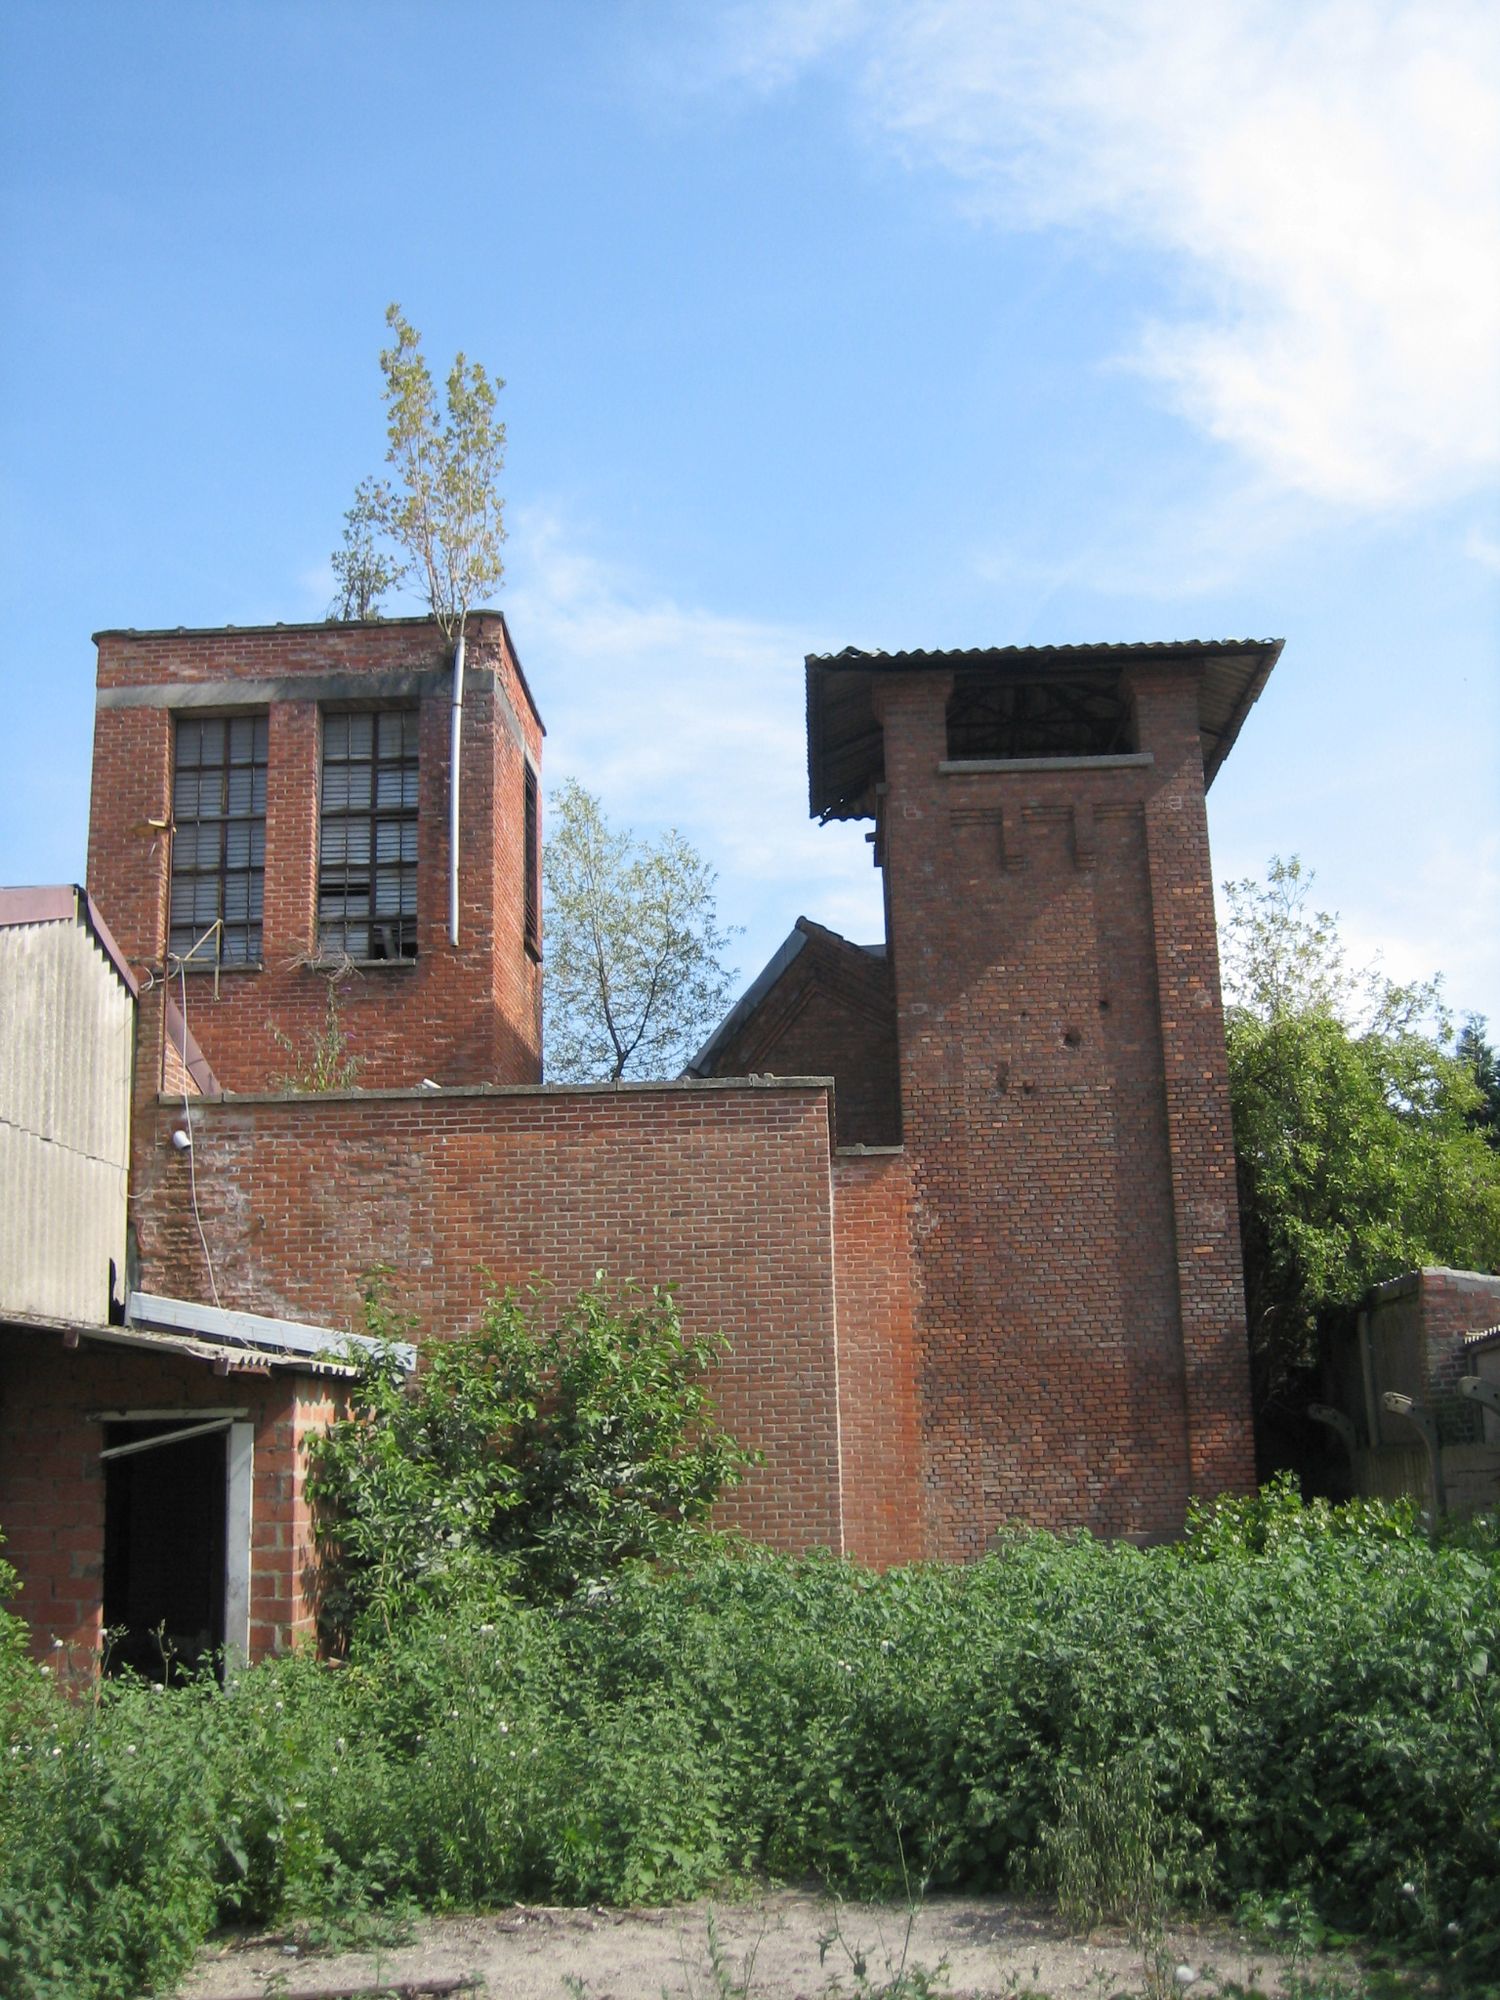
left=177, top=1888, right=1328, bottom=1999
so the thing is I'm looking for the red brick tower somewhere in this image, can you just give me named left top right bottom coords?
left=86, top=614, right=543, bottom=1096
left=808, top=640, right=1278, bottom=1548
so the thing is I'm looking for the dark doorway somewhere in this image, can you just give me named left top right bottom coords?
left=102, top=1419, right=227, bottom=1680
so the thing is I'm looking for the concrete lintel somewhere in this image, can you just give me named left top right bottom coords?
left=97, top=666, right=494, bottom=710
left=938, top=752, right=1155, bottom=777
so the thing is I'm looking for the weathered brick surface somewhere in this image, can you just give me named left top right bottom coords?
left=832, top=1149, right=924, bottom=1565
left=131, top=1081, right=846, bottom=1554
left=695, top=918, right=900, bottom=1148
left=871, top=663, right=1253, bottom=1552
left=0, top=1326, right=328, bottom=1661
left=46, top=613, right=1263, bottom=1648
left=86, top=616, right=543, bottom=1098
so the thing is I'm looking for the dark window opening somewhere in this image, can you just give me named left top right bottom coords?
left=946, top=672, right=1134, bottom=762
left=170, top=714, right=268, bottom=965
left=523, top=762, right=540, bottom=959
left=103, top=1421, right=226, bottom=1682
left=319, top=708, right=419, bottom=962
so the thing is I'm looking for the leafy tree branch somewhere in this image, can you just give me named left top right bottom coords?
left=542, top=779, right=738, bottom=1082
left=330, top=305, right=505, bottom=635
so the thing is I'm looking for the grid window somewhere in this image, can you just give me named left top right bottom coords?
left=170, top=715, right=268, bottom=966
left=319, top=709, right=419, bottom=962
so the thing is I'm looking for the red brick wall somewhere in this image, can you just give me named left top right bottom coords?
left=86, top=616, right=543, bottom=1098
left=832, top=1149, right=923, bottom=1565
left=698, top=922, right=900, bottom=1148
left=130, top=1080, right=846, bottom=1553
left=0, top=1326, right=327, bottom=1662
left=1133, top=673, right=1256, bottom=1498
left=871, top=664, right=1252, bottom=1552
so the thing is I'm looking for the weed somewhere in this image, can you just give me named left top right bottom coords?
left=270, top=981, right=365, bottom=1092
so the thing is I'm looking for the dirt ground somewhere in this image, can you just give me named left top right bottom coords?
left=176, top=1888, right=1325, bottom=1999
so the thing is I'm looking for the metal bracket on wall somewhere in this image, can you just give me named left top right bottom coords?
left=1307, top=1402, right=1357, bottom=1455
left=1459, top=1375, right=1500, bottom=1418
left=1382, top=1391, right=1446, bottom=1521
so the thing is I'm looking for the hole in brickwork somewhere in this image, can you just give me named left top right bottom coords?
left=993, top=1062, right=1011, bottom=1094
left=1021, top=1080, right=1036, bottom=1096
left=1098, top=996, right=1111, bottom=1011
left=1062, top=1028, right=1082, bottom=1048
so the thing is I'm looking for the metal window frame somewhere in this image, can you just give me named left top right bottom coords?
left=523, top=759, right=541, bottom=960
left=169, top=712, right=269, bottom=967
left=317, top=705, right=421, bottom=963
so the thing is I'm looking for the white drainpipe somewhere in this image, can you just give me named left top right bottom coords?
left=448, top=631, right=466, bottom=947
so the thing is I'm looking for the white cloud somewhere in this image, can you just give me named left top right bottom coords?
left=1336, top=831, right=1500, bottom=1023
left=703, top=0, right=1500, bottom=513
left=506, top=509, right=886, bottom=966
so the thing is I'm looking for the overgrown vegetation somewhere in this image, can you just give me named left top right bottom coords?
left=270, top=981, right=365, bottom=1092
left=3, top=1486, right=1497, bottom=1998
left=308, top=1280, right=755, bottom=1637
left=1220, top=858, right=1500, bottom=1418
left=330, top=302, right=506, bottom=632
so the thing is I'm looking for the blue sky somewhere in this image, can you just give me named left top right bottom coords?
left=3, top=0, right=1497, bottom=1029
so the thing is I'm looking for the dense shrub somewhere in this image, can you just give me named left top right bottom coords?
left=1, top=1488, right=1496, bottom=1996
left=308, top=1279, right=754, bottom=1638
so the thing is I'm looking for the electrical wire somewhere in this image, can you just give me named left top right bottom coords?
left=173, top=941, right=222, bottom=1309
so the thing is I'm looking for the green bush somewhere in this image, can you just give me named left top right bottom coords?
left=308, top=1278, right=755, bottom=1638
left=1, top=1487, right=1496, bottom=1995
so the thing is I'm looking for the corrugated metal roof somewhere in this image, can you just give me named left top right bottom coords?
left=128, top=1292, right=416, bottom=1372
left=806, top=638, right=1283, bottom=820
left=0, top=884, right=137, bottom=995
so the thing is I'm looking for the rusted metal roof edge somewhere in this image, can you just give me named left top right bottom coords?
left=0, top=884, right=139, bottom=997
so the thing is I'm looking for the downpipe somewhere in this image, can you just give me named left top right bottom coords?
left=448, top=631, right=465, bottom=947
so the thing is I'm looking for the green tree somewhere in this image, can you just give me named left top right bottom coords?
left=328, top=477, right=406, bottom=620
left=1457, top=1015, right=1500, bottom=1149
left=542, top=778, right=738, bottom=1082
left=1220, top=858, right=1500, bottom=1414
left=330, top=304, right=506, bottom=634
left=308, top=1280, right=753, bottom=1637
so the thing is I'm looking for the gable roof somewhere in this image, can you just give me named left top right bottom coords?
left=0, top=885, right=137, bottom=995
left=687, top=916, right=888, bottom=1077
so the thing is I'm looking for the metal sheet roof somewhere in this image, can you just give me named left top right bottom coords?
left=127, top=1292, right=416, bottom=1373
left=806, top=638, right=1283, bottom=821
